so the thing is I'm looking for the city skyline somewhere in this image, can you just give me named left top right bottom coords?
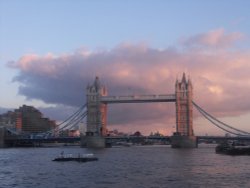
left=1, top=1, right=250, bottom=135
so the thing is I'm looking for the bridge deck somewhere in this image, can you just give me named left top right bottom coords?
left=101, top=94, right=176, bottom=104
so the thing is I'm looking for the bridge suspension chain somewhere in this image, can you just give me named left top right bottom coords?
left=45, top=103, right=87, bottom=135
left=62, top=111, right=87, bottom=132
left=56, top=108, right=85, bottom=131
left=56, top=103, right=87, bottom=127
left=193, top=101, right=250, bottom=136
left=56, top=111, right=87, bottom=133
left=194, top=104, right=246, bottom=136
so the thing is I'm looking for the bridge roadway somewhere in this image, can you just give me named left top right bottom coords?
left=4, top=135, right=250, bottom=146
left=100, top=94, right=176, bottom=104
left=105, top=136, right=250, bottom=142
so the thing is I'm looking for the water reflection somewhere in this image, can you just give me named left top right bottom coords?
left=0, top=145, right=250, bottom=188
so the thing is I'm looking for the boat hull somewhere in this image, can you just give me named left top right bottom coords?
left=216, top=143, right=250, bottom=155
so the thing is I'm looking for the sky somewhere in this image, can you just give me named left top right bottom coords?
left=1, top=0, right=250, bottom=136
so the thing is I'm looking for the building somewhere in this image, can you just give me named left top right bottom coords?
left=0, top=105, right=57, bottom=134
left=68, top=129, right=80, bottom=137
left=0, top=111, right=16, bottom=129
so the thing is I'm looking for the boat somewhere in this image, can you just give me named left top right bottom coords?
left=52, top=153, right=98, bottom=162
left=215, top=142, right=250, bottom=155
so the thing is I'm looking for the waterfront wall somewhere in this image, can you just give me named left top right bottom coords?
left=0, top=127, right=5, bottom=148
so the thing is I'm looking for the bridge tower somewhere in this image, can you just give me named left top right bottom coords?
left=83, top=77, right=107, bottom=148
left=171, top=73, right=197, bottom=148
left=175, top=73, right=194, bottom=136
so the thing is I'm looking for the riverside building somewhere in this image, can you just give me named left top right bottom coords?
left=0, top=105, right=57, bottom=134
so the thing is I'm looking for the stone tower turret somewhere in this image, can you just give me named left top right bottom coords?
left=86, top=77, right=107, bottom=136
left=175, top=73, right=194, bottom=136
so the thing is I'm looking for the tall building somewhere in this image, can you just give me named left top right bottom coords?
left=15, top=105, right=56, bottom=133
left=0, top=105, right=57, bottom=134
left=15, top=112, right=22, bottom=131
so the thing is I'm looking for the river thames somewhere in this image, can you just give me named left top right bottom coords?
left=0, top=144, right=249, bottom=188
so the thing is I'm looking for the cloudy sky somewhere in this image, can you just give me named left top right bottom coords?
left=1, top=1, right=250, bottom=135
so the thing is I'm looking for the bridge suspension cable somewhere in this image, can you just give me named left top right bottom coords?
left=45, top=103, right=87, bottom=135
left=56, top=103, right=87, bottom=127
left=62, top=111, right=87, bottom=132
left=193, top=101, right=250, bottom=136
left=56, top=108, right=85, bottom=131
left=57, top=110, right=87, bottom=132
left=194, top=105, right=247, bottom=136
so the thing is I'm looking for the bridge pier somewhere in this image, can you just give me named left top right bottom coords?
left=80, top=135, right=106, bottom=148
left=171, top=135, right=197, bottom=148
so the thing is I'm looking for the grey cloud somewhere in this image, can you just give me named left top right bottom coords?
left=7, top=31, right=250, bottom=129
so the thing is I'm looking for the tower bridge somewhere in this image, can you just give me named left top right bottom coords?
left=84, top=73, right=197, bottom=148
left=2, top=73, right=250, bottom=148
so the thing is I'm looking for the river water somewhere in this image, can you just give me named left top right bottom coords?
left=0, top=144, right=249, bottom=188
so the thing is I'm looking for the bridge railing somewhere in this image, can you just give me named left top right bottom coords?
left=101, top=94, right=176, bottom=102
left=157, top=94, right=176, bottom=99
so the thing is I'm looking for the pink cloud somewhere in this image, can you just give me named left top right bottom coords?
left=182, top=28, right=244, bottom=48
left=7, top=29, right=250, bottom=135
